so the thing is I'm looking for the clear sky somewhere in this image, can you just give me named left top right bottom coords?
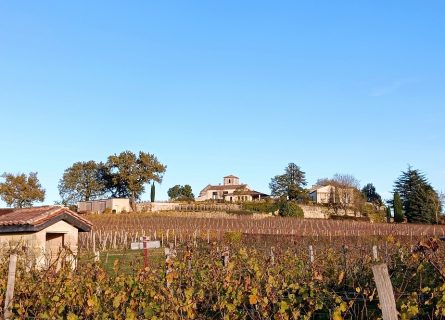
left=0, top=1, right=444, bottom=205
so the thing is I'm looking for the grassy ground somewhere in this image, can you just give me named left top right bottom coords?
left=80, top=248, right=167, bottom=274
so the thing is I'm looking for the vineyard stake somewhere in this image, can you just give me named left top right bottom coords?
left=4, top=253, right=17, bottom=320
left=140, top=236, right=150, bottom=268
left=309, top=245, right=314, bottom=264
left=269, top=247, right=275, bottom=266
left=372, top=245, right=378, bottom=261
left=372, top=263, right=398, bottom=320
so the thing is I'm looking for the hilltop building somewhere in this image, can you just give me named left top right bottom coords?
left=196, top=175, right=268, bottom=202
left=308, top=185, right=353, bottom=205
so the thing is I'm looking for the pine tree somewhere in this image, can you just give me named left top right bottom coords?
left=393, top=166, right=441, bottom=224
left=150, top=182, right=155, bottom=202
left=393, top=192, right=404, bottom=223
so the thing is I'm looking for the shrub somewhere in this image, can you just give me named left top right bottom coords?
left=330, top=215, right=370, bottom=222
left=242, top=202, right=279, bottom=214
left=224, top=231, right=242, bottom=244
left=226, top=210, right=254, bottom=215
left=279, top=201, right=304, bottom=218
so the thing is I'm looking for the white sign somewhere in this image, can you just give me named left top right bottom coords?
left=130, top=240, right=161, bottom=250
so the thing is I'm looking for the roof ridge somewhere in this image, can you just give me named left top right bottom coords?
left=25, top=205, right=64, bottom=224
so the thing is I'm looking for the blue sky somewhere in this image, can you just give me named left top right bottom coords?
left=0, top=1, right=444, bottom=205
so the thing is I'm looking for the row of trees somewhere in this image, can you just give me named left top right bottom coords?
left=269, top=163, right=443, bottom=224
left=1, top=159, right=443, bottom=224
left=58, top=151, right=166, bottom=210
left=0, top=150, right=166, bottom=209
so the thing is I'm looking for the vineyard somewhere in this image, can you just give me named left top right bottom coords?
left=80, top=213, right=445, bottom=251
left=1, top=213, right=445, bottom=319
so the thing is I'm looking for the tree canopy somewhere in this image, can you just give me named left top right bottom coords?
left=0, top=172, right=45, bottom=208
left=269, top=163, right=307, bottom=201
left=104, top=151, right=166, bottom=206
left=361, top=183, right=383, bottom=207
left=58, top=161, right=106, bottom=205
left=58, top=150, right=166, bottom=210
left=167, top=184, right=194, bottom=201
left=393, top=166, right=441, bottom=224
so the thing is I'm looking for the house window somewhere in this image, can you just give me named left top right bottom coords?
left=229, top=179, right=231, bottom=184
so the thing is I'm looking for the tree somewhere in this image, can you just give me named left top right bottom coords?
left=328, top=186, right=340, bottom=215
left=104, top=151, right=166, bottom=210
left=167, top=184, right=194, bottom=201
left=58, top=161, right=106, bottom=205
left=269, top=163, right=307, bottom=201
left=318, top=174, right=361, bottom=215
left=393, top=166, right=442, bottom=224
left=393, top=192, right=404, bottom=223
left=0, top=172, right=45, bottom=208
left=386, top=207, right=391, bottom=223
left=150, top=182, right=155, bottom=202
left=361, top=183, right=383, bottom=208
left=278, top=201, right=304, bottom=217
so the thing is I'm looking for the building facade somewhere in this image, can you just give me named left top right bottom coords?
left=0, top=206, right=92, bottom=268
left=77, top=198, right=132, bottom=213
left=196, top=175, right=268, bottom=202
left=309, top=185, right=354, bottom=205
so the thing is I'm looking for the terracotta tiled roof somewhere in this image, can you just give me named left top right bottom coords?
left=206, top=184, right=247, bottom=191
left=0, top=206, right=92, bottom=233
left=224, top=175, right=239, bottom=179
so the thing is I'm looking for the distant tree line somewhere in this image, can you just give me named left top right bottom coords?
left=0, top=156, right=443, bottom=224
left=268, top=162, right=443, bottom=224
left=58, top=150, right=166, bottom=210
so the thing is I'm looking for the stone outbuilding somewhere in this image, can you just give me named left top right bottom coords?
left=77, top=198, right=132, bottom=213
left=0, top=206, right=92, bottom=268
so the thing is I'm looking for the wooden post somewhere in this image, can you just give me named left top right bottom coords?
left=221, top=247, right=230, bottom=268
left=309, top=245, right=314, bottom=264
left=269, top=247, right=275, bottom=266
left=372, top=245, right=378, bottom=261
left=94, top=251, right=100, bottom=262
left=92, top=232, right=96, bottom=253
left=142, top=236, right=149, bottom=268
left=4, top=254, right=18, bottom=320
left=372, top=263, right=398, bottom=320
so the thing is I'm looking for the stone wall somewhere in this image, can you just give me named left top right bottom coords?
left=136, top=202, right=240, bottom=213
left=300, top=205, right=330, bottom=219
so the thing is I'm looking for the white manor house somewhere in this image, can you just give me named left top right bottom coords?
left=196, top=175, right=268, bottom=202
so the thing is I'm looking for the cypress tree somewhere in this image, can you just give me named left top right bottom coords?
left=393, top=192, right=404, bottom=223
left=150, top=182, right=155, bottom=202
left=386, top=207, right=391, bottom=223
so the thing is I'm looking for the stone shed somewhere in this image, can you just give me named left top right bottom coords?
left=77, top=198, right=132, bottom=213
left=0, top=206, right=92, bottom=268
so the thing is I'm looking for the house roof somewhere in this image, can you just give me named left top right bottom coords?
left=225, top=190, right=269, bottom=197
left=0, top=206, right=93, bottom=233
left=206, top=184, right=248, bottom=191
left=224, top=175, right=239, bottom=179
